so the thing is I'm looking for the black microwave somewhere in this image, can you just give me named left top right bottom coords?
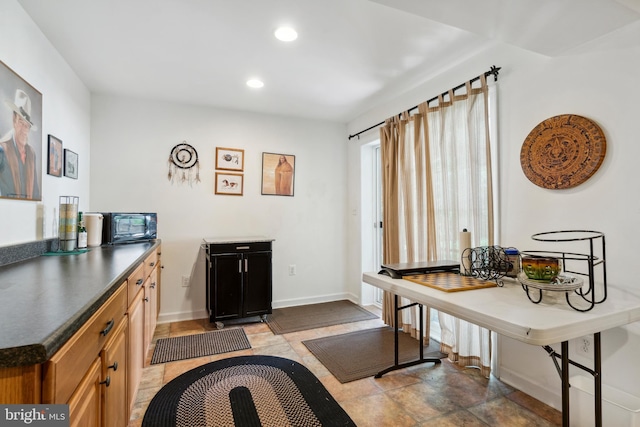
left=102, top=213, right=158, bottom=245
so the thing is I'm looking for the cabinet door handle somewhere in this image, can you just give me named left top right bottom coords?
left=136, top=278, right=144, bottom=286
left=144, top=297, right=149, bottom=302
left=101, top=319, right=115, bottom=336
left=108, top=361, right=118, bottom=371
left=100, top=376, right=111, bottom=387
left=150, top=282, right=156, bottom=289
left=245, top=259, right=248, bottom=272
left=149, top=261, right=156, bottom=267
left=239, top=259, right=242, bottom=273
left=236, top=246, right=250, bottom=250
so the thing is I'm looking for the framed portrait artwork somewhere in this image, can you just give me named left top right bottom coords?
left=64, top=149, right=78, bottom=179
left=47, top=135, right=63, bottom=177
left=215, top=147, right=244, bottom=171
left=261, top=152, right=295, bottom=196
left=215, top=172, right=243, bottom=196
left=0, top=60, right=43, bottom=201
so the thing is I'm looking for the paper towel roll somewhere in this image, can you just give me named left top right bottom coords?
left=460, top=229, right=472, bottom=275
left=85, top=213, right=104, bottom=247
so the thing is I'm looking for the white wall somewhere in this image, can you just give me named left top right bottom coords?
left=0, top=0, right=91, bottom=245
left=89, top=95, right=350, bottom=322
left=347, top=30, right=640, bottom=410
left=6, top=0, right=640, bottom=413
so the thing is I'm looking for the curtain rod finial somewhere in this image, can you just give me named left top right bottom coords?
left=489, top=65, right=501, bottom=82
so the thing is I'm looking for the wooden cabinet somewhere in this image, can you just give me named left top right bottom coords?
left=43, top=284, right=128, bottom=404
left=144, top=267, right=159, bottom=358
left=101, top=318, right=128, bottom=427
left=68, top=358, right=101, bottom=427
left=206, top=241, right=272, bottom=326
left=127, top=288, right=144, bottom=413
left=67, top=317, right=126, bottom=427
left=127, top=246, right=161, bottom=411
left=43, top=283, right=128, bottom=427
left=0, top=242, right=161, bottom=427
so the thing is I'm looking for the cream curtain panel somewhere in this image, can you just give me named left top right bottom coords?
left=380, top=75, right=494, bottom=376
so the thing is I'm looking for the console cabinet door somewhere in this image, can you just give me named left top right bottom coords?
left=244, top=251, right=272, bottom=316
left=209, top=253, right=243, bottom=320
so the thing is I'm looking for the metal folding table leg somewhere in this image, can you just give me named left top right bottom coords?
left=375, top=294, right=441, bottom=378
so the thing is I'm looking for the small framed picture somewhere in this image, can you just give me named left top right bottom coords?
left=215, top=172, right=243, bottom=196
left=261, top=152, right=295, bottom=196
left=215, top=147, right=244, bottom=171
left=47, top=135, right=63, bottom=177
left=64, top=149, right=78, bottom=179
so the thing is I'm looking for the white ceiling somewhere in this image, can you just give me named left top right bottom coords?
left=16, top=0, right=640, bottom=122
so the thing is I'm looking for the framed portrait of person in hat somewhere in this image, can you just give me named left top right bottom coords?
left=0, top=60, right=43, bottom=201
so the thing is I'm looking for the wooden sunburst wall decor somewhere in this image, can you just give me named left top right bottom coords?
left=520, top=114, right=607, bottom=189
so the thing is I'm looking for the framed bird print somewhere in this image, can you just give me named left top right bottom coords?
left=215, top=147, right=244, bottom=171
left=215, top=172, right=243, bottom=196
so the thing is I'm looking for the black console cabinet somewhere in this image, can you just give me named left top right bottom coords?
left=205, top=239, right=273, bottom=327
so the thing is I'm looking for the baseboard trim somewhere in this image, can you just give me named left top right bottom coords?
left=498, top=366, right=561, bottom=411
left=157, top=293, right=361, bottom=324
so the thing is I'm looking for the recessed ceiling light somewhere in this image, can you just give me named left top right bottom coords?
left=246, top=79, right=264, bottom=88
left=274, top=27, right=298, bottom=42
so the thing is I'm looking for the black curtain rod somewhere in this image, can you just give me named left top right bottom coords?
left=348, top=65, right=501, bottom=140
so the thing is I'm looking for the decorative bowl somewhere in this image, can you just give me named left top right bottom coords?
left=521, top=256, right=561, bottom=281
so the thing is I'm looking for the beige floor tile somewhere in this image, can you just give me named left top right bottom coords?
left=247, top=331, right=288, bottom=348
left=417, top=409, right=489, bottom=426
left=340, top=392, right=419, bottom=427
left=162, top=355, right=212, bottom=383
left=321, top=375, right=383, bottom=402
left=467, top=396, right=558, bottom=426
left=134, top=315, right=561, bottom=426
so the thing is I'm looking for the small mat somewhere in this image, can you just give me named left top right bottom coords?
left=266, top=299, right=378, bottom=335
left=143, top=355, right=356, bottom=427
left=42, top=249, right=90, bottom=256
left=404, top=272, right=497, bottom=292
left=151, top=328, right=251, bottom=364
left=303, top=326, right=446, bottom=383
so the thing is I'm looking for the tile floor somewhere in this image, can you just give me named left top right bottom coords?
left=128, top=308, right=561, bottom=426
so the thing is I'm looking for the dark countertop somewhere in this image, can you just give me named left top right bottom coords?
left=0, top=241, right=160, bottom=368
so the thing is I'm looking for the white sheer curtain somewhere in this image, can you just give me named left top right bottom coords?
left=381, top=75, right=497, bottom=376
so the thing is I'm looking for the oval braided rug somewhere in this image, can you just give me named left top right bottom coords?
left=142, top=355, right=356, bottom=427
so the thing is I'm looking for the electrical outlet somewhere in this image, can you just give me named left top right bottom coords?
left=289, top=265, right=296, bottom=276
left=181, top=275, right=190, bottom=287
left=575, top=335, right=593, bottom=358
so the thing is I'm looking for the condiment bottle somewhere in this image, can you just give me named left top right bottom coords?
left=77, top=212, right=88, bottom=249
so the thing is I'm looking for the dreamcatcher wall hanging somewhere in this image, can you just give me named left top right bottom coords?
left=168, top=142, right=201, bottom=186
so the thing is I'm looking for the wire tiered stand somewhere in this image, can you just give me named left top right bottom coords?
left=518, top=230, right=606, bottom=312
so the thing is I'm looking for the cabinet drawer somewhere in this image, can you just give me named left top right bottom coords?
left=143, top=250, right=159, bottom=279
left=127, top=262, right=145, bottom=306
left=208, top=242, right=271, bottom=254
left=42, top=285, right=127, bottom=404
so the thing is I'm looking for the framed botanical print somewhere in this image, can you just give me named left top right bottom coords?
left=64, top=149, right=78, bottom=179
left=47, top=135, right=63, bottom=177
left=215, top=147, right=244, bottom=171
left=261, top=152, right=295, bottom=196
left=215, top=172, right=243, bottom=196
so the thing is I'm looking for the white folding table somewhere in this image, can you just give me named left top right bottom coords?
left=363, top=272, right=640, bottom=427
